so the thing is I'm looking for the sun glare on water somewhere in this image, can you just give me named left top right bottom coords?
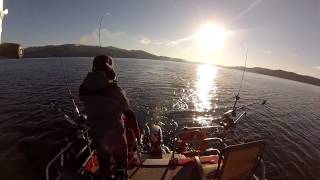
left=196, top=23, right=230, bottom=52
left=194, top=64, right=217, bottom=112
left=193, top=64, right=218, bottom=125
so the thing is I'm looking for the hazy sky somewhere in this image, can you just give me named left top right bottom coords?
left=3, top=0, right=320, bottom=78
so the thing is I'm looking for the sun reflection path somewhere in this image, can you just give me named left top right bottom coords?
left=193, top=64, right=218, bottom=125
left=194, top=64, right=217, bottom=111
left=172, top=64, right=218, bottom=126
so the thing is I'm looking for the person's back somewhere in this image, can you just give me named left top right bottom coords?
left=80, top=71, right=128, bottom=132
left=79, top=55, right=129, bottom=179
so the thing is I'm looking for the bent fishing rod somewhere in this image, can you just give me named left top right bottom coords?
left=232, top=46, right=248, bottom=114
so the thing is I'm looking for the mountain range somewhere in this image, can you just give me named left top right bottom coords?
left=24, top=44, right=184, bottom=62
left=24, top=44, right=320, bottom=87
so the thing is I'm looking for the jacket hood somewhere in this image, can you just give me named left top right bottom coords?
left=82, top=71, right=111, bottom=91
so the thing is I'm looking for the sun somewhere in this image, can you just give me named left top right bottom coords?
left=196, top=23, right=230, bottom=51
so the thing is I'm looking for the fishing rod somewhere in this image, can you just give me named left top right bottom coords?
left=59, top=59, right=94, bottom=166
left=59, top=64, right=85, bottom=125
left=232, top=46, right=248, bottom=113
left=169, top=47, right=250, bottom=152
left=60, top=59, right=81, bottom=117
left=98, top=12, right=110, bottom=53
left=97, top=12, right=120, bottom=82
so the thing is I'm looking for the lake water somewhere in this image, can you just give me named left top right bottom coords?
left=0, top=57, right=319, bottom=180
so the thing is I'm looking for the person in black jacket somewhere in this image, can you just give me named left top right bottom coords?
left=79, top=55, right=129, bottom=179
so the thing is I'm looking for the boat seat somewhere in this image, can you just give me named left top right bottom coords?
left=141, top=154, right=219, bottom=167
left=141, top=158, right=171, bottom=167
left=213, top=140, right=265, bottom=180
left=128, top=153, right=221, bottom=179
left=178, top=155, right=219, bottom=165
left=128, top=160, right=203, bottom=180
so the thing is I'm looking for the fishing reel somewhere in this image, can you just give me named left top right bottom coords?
left=219, top=109, right=243, bottom=130
left=217, top=97, right=267, bottom=137
left=74, top=114, right=87, bottom=130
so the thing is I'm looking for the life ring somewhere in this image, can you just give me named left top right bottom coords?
left=178, top=130, right=208, bottom=154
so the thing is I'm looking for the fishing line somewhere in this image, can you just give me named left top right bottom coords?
left=232, top=44, right=248, bottom=111
left=60, top=58, right=94, bottom=166
left=60, top=59, right=73, bottom=101
left=237, top=46, right=248, bottom=96
left=97, top=12, right=120, bottom=82
left=33, top=61, right=65, bottom=123
left=60, top=59, right=80, bottom=115
left=98, top=12, right=110, bottom=53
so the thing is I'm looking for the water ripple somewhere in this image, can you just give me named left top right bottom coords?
left=0, top=58, right=319, bottom=180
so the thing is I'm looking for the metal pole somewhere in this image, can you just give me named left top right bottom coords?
left=0, top=0, right=9, bottom=43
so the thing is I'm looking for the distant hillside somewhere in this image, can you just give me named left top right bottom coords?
left=24, top=44, right=320, bottom=87
left=24, top=44, right=185, bottom=62
left=226, top=66, right=320, bottom=87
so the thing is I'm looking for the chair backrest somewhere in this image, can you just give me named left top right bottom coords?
left=217, top=140, right=265, bottom=180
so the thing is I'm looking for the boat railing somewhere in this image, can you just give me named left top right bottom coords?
left=126, top=128, right=142, bottom=164
left=253, top=159, right=266, bottom=180
left=45, top=141, right=74, bottom=180
left=45, top=131, right=92, bottom=180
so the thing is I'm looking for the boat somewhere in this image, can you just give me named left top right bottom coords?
left=44, top=92, right=267, bottom=180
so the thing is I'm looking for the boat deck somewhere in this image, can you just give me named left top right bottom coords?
left=128, top=153, right=219, bottom=180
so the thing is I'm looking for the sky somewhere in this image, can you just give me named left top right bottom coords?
left=2, top=0, right=320, bottom=78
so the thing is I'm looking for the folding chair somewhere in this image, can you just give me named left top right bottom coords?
left=202, top=140, right=266, bottom=180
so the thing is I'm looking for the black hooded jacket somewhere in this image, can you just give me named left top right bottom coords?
left=79, top=71, right=129, bottom=134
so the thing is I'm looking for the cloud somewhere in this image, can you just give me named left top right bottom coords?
left=289, top=53, right=298, bottom=57
left=166, top=36, right=195, bottom=46
left=263, top=50, right=272, bottom=54
left=155, top=42, right=164, bottom=45
left=79, top=28, right=130, bottom=45
left=140, top=38, right=151, bottom=44
left=79, top=31, right=98, bottom=45
left=79, top=28, right=197, bottom=49
left=79, top=28, right=202, bottom=61
left=230, top=0, right=264, bottom=24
